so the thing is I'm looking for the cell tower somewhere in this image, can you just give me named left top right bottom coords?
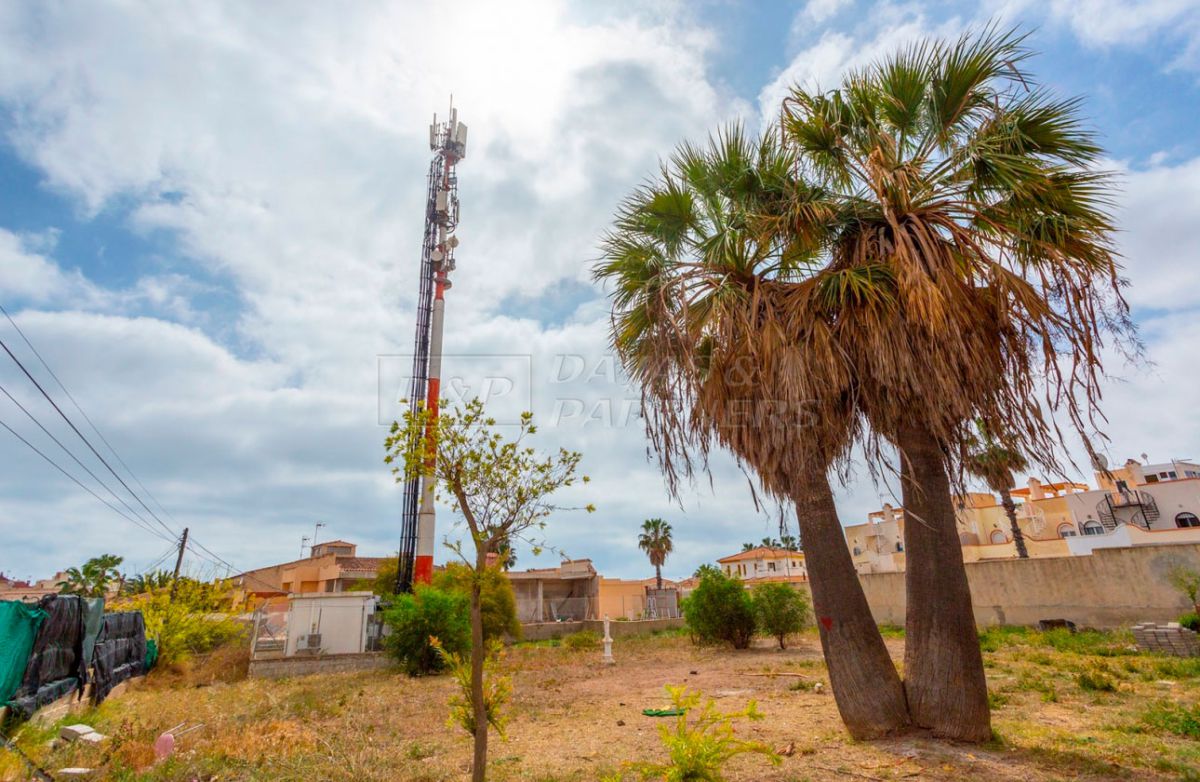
left=395, top=102, right=468, bottom=594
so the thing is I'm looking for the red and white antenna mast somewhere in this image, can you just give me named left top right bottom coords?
left=396, top=101, right=467, bottom=593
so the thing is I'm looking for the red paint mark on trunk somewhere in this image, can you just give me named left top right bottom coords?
left=819, top=616, right=833, bottom=631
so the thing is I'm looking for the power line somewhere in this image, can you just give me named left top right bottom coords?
left=0, top=414, right=174, bottom=543
left=0, top=305, right=277, bottom=593
left=0, top=380, right=168, bottom=539
left=0, top=302, right=186, bottom=532
left=0, top=334, right=180, bottom=540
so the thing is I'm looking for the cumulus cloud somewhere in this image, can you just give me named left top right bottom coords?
left=0, top=1, right=765, bottom=579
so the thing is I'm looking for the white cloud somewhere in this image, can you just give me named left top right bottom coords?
left=800, top=0, right=855, bottom=24
left=0, top=1, right=766, bottom=579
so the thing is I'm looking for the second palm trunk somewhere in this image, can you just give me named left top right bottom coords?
left=897, top=423, right=991, bottom=741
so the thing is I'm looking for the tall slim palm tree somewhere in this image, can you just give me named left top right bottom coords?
left=638, top=519, right=674, bottom=590
left=965, top=425, right=1031, bottom=558
left=780, top=28, right=1131, bottom=740
left=596, top=127, right=912, bottom=739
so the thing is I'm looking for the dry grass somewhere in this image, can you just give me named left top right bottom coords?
left=3, top=627, right=1199, bottom=781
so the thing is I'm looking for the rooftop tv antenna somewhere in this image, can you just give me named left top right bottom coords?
left=395, top=100, right=468, bottom=594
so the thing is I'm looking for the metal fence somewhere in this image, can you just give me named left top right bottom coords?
left=608, top=592, right=681, bottom=621
left=515, top=596, right=595, bottom=623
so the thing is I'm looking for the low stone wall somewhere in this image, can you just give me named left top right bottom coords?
left=585, top=617, right=684, bottom=638
left=858, top=542, right=1200, bottom=629
left=519, top=621, right=584, bottom=641
left=1133, top=622, right=1200, bottom=657
left=248, top=652, right=392, bottom=679
left=519, top=617, right=685, bottom=641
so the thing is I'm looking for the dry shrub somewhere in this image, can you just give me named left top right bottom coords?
left=218, top=719, right=319, bottom=761
left=189, top=642, right=251, bottom=685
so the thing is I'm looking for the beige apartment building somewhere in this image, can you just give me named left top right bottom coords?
left=845, top=454, right=1200, bottom=573
left=716, top=546, right=807, bottom=582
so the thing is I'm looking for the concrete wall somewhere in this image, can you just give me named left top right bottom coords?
left=859, top=543, right=1200, bottom=628
left=248, top=652, right=391, bottom=679
left=519, top=617, right=685, bottom=641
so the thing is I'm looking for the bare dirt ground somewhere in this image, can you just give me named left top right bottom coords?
left=3, top=628, right=1198, bottom=781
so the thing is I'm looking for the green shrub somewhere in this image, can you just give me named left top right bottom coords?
left=603, top=685, right=778, bottom=782
left=1178, top=612, right=1200, bottom=632
left=383, top=585, right=470, bottom=675
left=433, top=562, right=522, bottom=642
left=751, top=583, right=810, bottom=649
left=563, top=630, right=601, bottom=651
left=114, top=579, right=242, bottom=666
left=682, top=570, right=755, bottom=649
left=1077, top=665, right=1118, bottom=692
left=1140, top=700, right=1200, bottom=738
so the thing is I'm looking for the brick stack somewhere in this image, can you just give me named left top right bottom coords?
left=1132, top=622, right=1200, bottom=657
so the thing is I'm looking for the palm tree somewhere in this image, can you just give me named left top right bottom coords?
left=779, top=535, right=800, bottom=552
left=780, top=28, right=1130, bottom=740
left=740, top=542, right=755, bottom=552
left=637, top=518, right=674, bottom=589
left=596, top=127, right=912, bottom=739
left=58, top=554, right=124, bottom=597
left=965, top=425, right=1031, bottom=558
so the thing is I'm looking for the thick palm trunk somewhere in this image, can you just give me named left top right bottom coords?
left=790, top=471, right=911, bottom=739
left=471, top=553, right=488, bottom=782
left=897, top=423, right=991, bottom=742
left=655, top=563, right=663, bottom=591
left=1000, top=488, right=1028, bottom=558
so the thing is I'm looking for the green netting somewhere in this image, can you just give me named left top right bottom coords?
left=80, top=597, right=105, bottom=673
left=144, top=638, right=158, bottom=671
left=0, top=601, right=47, bottom=704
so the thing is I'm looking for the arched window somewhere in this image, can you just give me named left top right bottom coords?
left=1177, top=512, right=1200, bottom=529
left=1082, top=520, right=1105, bottom=536
left=1057, top=523, right=1077, bottom=538
left=989, top=529, right=1007, bottom=544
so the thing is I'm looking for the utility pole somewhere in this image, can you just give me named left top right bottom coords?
left=170, top=527, right=189, bottom=598
left=312, top=521, right=325, bottom=550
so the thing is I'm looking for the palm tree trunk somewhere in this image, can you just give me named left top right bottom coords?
left=655, top=562, right=662, bottom=591
left=471, top=550, right=488, bottom=782
left=789, top=470, right=911, bottom=739
left=1000, top=488, right=1028, bottom=558
left=897, top=423, right=991, bottom=742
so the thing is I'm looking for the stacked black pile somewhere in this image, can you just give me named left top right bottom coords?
left=91, top=611, right=146, bottom=705
left=7, top=595, right=86, bottom=718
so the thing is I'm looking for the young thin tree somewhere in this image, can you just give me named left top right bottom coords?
left=638, top=518, right=674, bottom=589
left=385, top=398, right=593, bottom=782
left=965, top=426, right=1031, bottom=558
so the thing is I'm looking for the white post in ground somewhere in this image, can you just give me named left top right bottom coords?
left=602, top=614, right=614, bottom=665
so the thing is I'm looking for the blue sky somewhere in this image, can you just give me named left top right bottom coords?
left=1, top=1, right=1199, bottom=582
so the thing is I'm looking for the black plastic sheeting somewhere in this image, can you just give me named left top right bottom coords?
left=91, top=611, right=146, bottom=705
left=6, top=595, right=87, bottom=719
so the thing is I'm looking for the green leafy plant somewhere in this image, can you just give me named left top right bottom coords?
left=433, top=562, right=521, bottom=642
left=432, top=637, right=511, bottom=741
left=1178, top=612, right=1200, bottom=632
left=112, top=577, right=241, bottom=666
left=382, top=584, right=470, bottom=675
left=1077, top=665, right=1118, bottom=693
left=751, top=583, right=810, bottom=649
left=1139, top=700, right=1200, bottom=739
left=563, top=630, right=601, bottom=651
left=1168, top=565, right=1200, bottom=615
left=605, top=685, right=779, bottom=781
left=682, top=570, right=755, bottom=650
